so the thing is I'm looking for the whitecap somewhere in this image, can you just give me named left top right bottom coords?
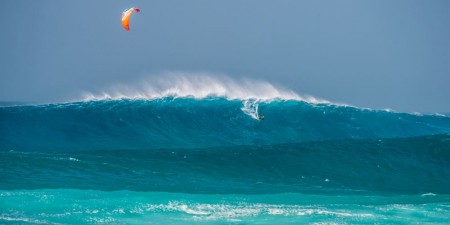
left=78, top=72, right=329, bottom=103
left=421, top=193, right=437, bottom=197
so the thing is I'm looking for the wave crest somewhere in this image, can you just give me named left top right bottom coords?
left=79, top=72, right=329, bottom=103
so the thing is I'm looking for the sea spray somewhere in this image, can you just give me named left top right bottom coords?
left=78, top=73, right=326, bottom=103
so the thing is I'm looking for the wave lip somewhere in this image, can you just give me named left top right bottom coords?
left=79, top=73, right=329, bottom=104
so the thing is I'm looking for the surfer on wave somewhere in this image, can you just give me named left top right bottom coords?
left=258, top=114, right=265, bottom=121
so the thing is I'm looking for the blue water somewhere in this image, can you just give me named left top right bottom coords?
left=1, top=98, right=450, bottom=224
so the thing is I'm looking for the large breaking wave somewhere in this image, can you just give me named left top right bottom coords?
left=1, top=98, right=449, bottom=152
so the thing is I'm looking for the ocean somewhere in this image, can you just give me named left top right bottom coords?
left=1, top=98, right=450, bottom=224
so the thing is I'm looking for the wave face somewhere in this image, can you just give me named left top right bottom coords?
left=1, top=98, right=450, bottom=151
left=1, top=98, right=450, bottom=224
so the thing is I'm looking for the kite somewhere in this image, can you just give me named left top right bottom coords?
left=122, top=8, right=140, bottom=31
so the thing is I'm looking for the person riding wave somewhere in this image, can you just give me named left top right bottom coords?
left=258, top=114, right=265, bottom=121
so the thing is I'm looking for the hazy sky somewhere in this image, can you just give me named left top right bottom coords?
left=1, top=0, right=449, bottom=112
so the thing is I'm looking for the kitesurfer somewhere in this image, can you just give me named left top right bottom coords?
left=258, top=114, right=265, bottom=121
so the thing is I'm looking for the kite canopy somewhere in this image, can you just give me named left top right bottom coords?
left=121, top=8, right=140, bottom=31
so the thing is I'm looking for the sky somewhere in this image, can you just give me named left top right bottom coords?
left=1, top=0, right=449, bottom=112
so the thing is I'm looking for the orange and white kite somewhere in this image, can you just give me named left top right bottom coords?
left=121, top=8, right=140, bottom=31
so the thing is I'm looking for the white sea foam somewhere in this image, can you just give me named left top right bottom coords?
left=135, top=201, right=373, bottom=220
left=79, top=72, right=329, bottom=103
left=0, top=216, right=57, bottom=225
left=421, top=193, right=437, bottom=197
left=241, top=99, right=261, bottom=119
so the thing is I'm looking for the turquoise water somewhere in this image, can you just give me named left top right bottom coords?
left=2, top=190, right=450, bottom=224
left=1, top=98, right=450, bottom=224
